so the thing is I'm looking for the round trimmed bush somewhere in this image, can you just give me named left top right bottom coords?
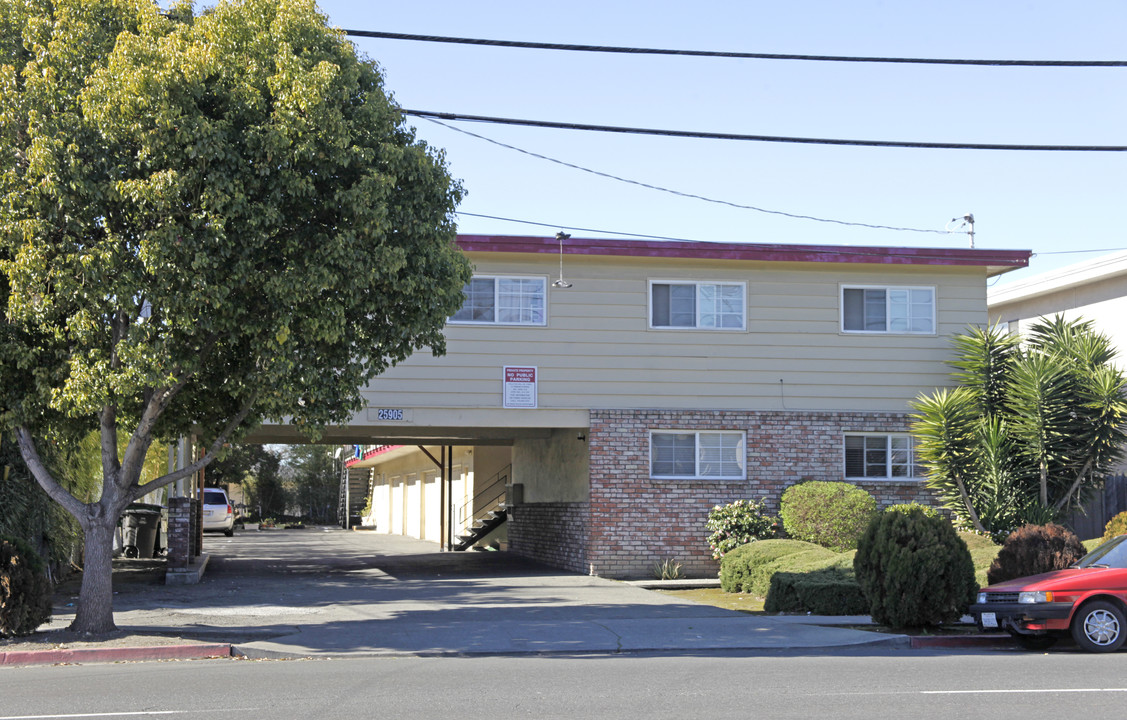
left=779, top=481, right=876, bottom=552
left=706, top=499, right=780, bottom=559
left=1102, top=511, right=1127, bottom=544
left=719, top=539, right=835, bottom=596
left=854, top=506, right=976, bottom=628
left=884, top=502, right=940, bottom=519
left=0, top=536, right=52, bottom=637
left=986, top=523, right=1086, bottom=585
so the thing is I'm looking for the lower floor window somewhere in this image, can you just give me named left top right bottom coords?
left=844, top=434, right=923, bottom=479
left=651, top=431, right=745, bottom=479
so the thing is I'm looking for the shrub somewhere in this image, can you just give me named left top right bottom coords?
left=0, top=535, right=53, bottom=637
left=986, top=523, right=1086, bottom=585
left=884, top=502, right=940, bottom=519
left=854, top=506, right=977, bottom=628
left=652, top=558, right=683, bottom=580
left=706, top=499, right=780, bottom=559
left=779, top=481, right=877, bottom=552
left=765, top=568, right=869, bottom=615
left=719, top=540, right=835, bottom=596
left=1102, top=511, right=1127, bottom=544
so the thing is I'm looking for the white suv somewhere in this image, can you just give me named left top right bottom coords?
left=202, top=487, right=235, bottom=536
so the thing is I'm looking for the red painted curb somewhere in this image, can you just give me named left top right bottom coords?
left=0, top=643, right=232, bottom=666
left=910, top=634, right=1011, bottom=649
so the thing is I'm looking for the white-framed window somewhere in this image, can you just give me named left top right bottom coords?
left=450, top=276, right=547, bottom=325
left=841, top=285, right=935, bottom=334
left=649, top=280, right=746, bottom=330
left=650, top=430, right=746, bottom=479
left=844, top=434, right=924, bottom=479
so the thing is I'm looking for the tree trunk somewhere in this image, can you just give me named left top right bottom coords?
left=1040, top=461, right=1049, bottom=507
left=70, top=520, right=119, bottom=634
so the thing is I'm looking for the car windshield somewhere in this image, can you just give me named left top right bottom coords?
left=203, top=491, right=227, bottom=506
left=1073, top=535, right=1127, bottom=569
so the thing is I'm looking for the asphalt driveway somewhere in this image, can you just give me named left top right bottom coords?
left=47, top=527, right=905, bottom=658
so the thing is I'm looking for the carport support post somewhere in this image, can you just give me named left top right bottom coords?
left=446, top=445, right=454, bottom=551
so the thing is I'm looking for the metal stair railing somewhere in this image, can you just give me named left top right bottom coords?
left=457, top=464, right=510, bottom=528
left=453, top=465, right=511, bottom=549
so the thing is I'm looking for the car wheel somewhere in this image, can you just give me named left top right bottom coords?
left=1070, top=600, right=1126, bottom=653
left=224, top=528, right=234, bottom=537
left=1009, top=632, right=1058, bottom=651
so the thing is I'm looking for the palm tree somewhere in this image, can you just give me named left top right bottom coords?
left=912, top=317, right=1127, bottom=535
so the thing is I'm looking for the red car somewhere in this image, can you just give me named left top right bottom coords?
left=971, top=534, right=1127, bottom=652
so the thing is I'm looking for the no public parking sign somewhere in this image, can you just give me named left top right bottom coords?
left=503, top=366, right=538, bottom=409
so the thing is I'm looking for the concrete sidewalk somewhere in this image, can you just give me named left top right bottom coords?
left=3, top=528, right=1001, bottom=665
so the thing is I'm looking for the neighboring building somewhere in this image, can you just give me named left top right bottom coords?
left=988, top=250, right=1127, bottom=371
left=268, top=234, right=1029, bottom=578
left=988, top=250, right=1127, bottom=503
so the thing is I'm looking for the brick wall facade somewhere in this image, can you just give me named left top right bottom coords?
left=508, top=502, right=589, bottom=574
left=167, top=496, right=198, bottom=568
left=585, top=409, right=940, bottom=579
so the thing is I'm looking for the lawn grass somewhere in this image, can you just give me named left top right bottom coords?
left=666, top=531, right=1112, bottom=626
left=657, top=587, right=766, bottom=613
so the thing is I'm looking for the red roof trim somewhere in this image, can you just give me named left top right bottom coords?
left=454, top=234, right=1030, bottom=269
left=344, top=444, right=403, bottom=468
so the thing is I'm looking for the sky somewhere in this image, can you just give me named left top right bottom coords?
left=313, top=0, right=1125, bottom=287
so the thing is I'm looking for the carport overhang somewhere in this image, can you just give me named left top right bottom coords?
left=244, top=425, right=552, bottom=445
left=244, top=409, right=589, bottom=446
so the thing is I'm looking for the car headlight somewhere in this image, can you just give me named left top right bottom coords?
left=977, top=592, right=987, bottom=604
left=1018, top=591, right=1054, bottom=604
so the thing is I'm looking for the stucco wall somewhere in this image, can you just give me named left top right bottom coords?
left=512, top=428, right=590, bottom=503
left=472, top=445, right=512, bottom=489
left=362, top=445, right=472, bottom=543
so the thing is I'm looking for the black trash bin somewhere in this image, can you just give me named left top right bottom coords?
left=121, top=505, right=161, bottom=559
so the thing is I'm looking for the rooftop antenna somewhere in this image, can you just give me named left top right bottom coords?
left=552, top=232, right=572, bottom=288
left=947, top=213, right=975, bottom=248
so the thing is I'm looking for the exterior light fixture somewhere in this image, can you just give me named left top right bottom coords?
left=552, top=231, right=572, bottom=288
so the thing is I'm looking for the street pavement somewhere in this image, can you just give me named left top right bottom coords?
left=2, top=527, right=1003, bottom=665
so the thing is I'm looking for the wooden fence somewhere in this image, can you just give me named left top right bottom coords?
left=1063, top=474, right=1127, bottom=540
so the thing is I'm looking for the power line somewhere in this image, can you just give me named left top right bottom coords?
left=460, top=212, right=1127, bottom=263
left=346, top=30, right=1127, bottom=68
left=404, top=110, right=1127, bottom=152
left=423, top=116, right=950, bottom=235
left=457, top=211, right=978, bottom=256
left=1037, top=247, right=1127, bottom=255
left=455, top=211, right=1029, bottom=262
left=457, top=212, right=705, bottom=242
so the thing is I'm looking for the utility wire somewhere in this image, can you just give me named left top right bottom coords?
left=461, top=210, right=1127, bottom=258
left=404, top=110, right=1127, bottom=152
left=455, top=211, right=1028, bottom=262
left=1037, top=247, right=1127, bottom=255
left=457, top=212, right=706, bottom=242
left=422, top=116, right=950, bottom=235
left=346, top=30, right=1127, bottom=67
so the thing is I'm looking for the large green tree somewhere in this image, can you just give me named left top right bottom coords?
left=912, top=317, right=1127, bottom=536
left=283, top=444, right=338, bottom=523
left=0, top=0, right=470, bottom=632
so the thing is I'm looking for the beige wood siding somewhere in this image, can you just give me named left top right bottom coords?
left=361, top=253, right=988, bottom=419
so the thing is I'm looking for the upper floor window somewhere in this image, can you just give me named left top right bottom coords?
left=450, top=276, right=546, bottom=325
left=842, top=286, right=935, bottom=334
left=844, top=434, right=924, bottom=479
left=650, top=281, right=746, bottom=330
left=650, top=430, right=746, bottom=479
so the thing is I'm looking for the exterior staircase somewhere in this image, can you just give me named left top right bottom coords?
left=453, top=465, right=510, bottom=551
left=338, top=463, right=372, bottom=529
